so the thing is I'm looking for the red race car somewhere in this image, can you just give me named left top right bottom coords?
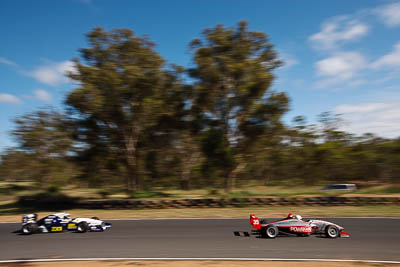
left=250, top=213, right=350, bottom=239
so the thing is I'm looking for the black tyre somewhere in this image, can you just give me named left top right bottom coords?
left=325, top=225, right=339, bottom=238
left=22, top=223, right=38, bottom=235
left=264, top=225, right=279, bottom=238
left=77, top=221, right=89, bottom=233
left=260, top=227, right=267, bottom=238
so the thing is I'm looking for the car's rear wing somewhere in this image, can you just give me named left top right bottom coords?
left=249, top=214, right=261, bottom=230
left=22, top=214, right=37, bottom=224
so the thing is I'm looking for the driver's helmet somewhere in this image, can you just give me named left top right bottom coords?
left=287, top=213, right=294, bottom=219
left=295, top=214, right=302, bottom=220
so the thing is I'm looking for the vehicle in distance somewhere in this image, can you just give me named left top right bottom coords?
left=320, top=183, right=357, bottom=191
left=250, top=213, right=350, bottom=239
left=21, top=212, right=112, bottom=235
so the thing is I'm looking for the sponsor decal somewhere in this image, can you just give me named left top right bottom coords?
left=252, top=219, right=261, bottom=230
left=289, top=226, right=312, bottom=233
left=51, top=226, right=63, bottom=232
left=67, top=223, right=76, bottom=229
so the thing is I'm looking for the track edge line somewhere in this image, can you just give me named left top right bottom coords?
left=1, top=258, right=400, bottom=264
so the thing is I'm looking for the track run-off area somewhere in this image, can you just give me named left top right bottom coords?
left=0, top=218, right=399, bottom=262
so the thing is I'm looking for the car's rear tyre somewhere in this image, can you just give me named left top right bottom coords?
left=325, top=225, right=339, bottom=238
left=22, top=223, right=38, bottom=235
left=77, top=222, right=89, bottom=233
left=101, top=222, right=107, bottom=231
left=263, top=225, right=279, bottom=238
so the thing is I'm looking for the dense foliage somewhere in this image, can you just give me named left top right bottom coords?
left=1, top=22, right=399, bottom=193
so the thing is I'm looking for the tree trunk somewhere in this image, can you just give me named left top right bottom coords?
left=180, top=152, right=199, bottom=190
left=124, top=131, right=139, bottom=194
left=180, top=163, right=190, bottom=190
left=126, top=153, right=138, bottom=194
left=225, top=161, right=246, bottom=192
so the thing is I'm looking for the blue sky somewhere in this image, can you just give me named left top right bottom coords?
left=1, top=0, right=400, bottom=152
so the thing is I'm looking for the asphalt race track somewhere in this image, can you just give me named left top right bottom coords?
left=1, top=218, right=399, bottom=261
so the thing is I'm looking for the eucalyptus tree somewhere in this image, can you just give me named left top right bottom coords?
left=66, top=27, right=181, bottom=193
left=7, top=110, right=77, bottom=187
left=189, top=21, right=289, bottom=191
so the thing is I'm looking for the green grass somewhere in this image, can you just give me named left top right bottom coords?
left=0, top=181, right=32, bottom=192
left=357, top=185, right=400, bottom=194
left=131, top=191, right=173, bottom=199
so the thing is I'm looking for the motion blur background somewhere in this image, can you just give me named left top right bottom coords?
left=1, top=0, right=400, bottom=204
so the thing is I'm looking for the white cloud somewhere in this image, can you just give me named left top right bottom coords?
left=334, top=102, right=400, bottom=138
left=313, top=43, right=400, bottom=88
left=30, top=60, right=76, bottom=86
left=0, top=57, right=18, bottom=67
left=309, top=17, right=369, bottom=50
left=375, top=2, right=400, bottom=27
left=371, top=42, right=400, bottom=69
left=0, top=94, right=21, bottom=104
left=279, top=52, right=299, bottom=69
left=310, top=3, right=400, bottom=89
left=336, top=103, right=389, bottom=113
left=315, top=51, right=366, bottom=80
left=34, top=89, right=52, bottom=101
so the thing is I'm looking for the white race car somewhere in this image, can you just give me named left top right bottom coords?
left=21, top=212, right=112, bottom=235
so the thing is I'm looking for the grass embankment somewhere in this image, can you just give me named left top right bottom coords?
left=0, top=260, right=392, bottom=267
left=2, top=182, right=400, bottom=202
left=1, top=182, right=400, bottom=222
left=1, top=203, right=400, bottom=223
left=73, top=184, right=400, bottom=199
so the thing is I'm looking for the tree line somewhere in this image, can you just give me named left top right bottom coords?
left=1, top=22, right=399, bottom=194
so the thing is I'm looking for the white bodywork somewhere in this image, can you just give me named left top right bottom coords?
left=309, top=219, right=344, bottom=230
left=21, top=212, right=111, bottom=233
left=71, top=217, right=110, bottom=231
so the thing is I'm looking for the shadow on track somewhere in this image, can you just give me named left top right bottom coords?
left=233, top=231, right=250, bottom=237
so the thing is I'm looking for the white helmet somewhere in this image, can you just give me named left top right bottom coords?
left=295, top=215, right=302, bottom=220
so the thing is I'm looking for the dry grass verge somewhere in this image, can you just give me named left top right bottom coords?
left=1, top=205, right=400, bottom=223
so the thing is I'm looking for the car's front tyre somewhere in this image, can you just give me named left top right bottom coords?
left=325, top=225, right=339, bottom=238
left=77, top=222, right=89, bottom=233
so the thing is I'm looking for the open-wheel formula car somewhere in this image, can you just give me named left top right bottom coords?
left=250, top=213, right=350, bottom=238
left=21, top=212, right=112, bottom=235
